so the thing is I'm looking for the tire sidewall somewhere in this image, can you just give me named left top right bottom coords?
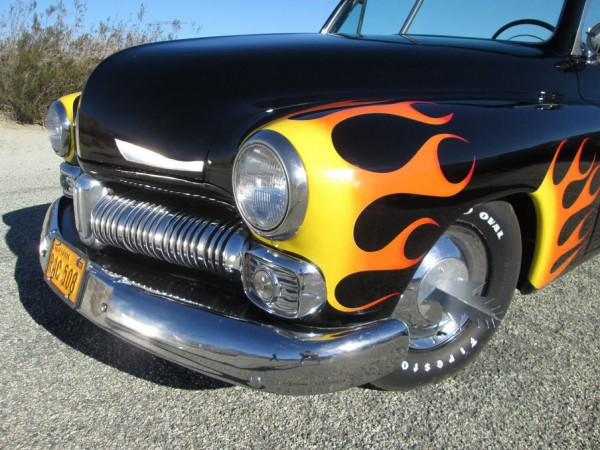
left=374, top=201, right=521, bottom=390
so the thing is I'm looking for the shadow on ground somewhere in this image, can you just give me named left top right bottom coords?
left=3, top=204, right=230, bottom=391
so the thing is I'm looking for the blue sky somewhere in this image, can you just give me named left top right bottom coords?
left=2, top=0, right=587, bottom=42
left=2, top=0, right=341, bottom=38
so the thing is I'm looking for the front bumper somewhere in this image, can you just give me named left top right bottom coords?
left=39, top=196, right=409, bottom=394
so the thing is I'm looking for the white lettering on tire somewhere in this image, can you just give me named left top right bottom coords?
left=401, top=348, right=470, bottom=375
left=478, top=211, right=504, bottom=240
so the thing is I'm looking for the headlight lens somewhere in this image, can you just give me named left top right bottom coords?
left=45, top=101, right=70, bottom=157
left=233, top=130, right=308, bottom=240
left=234, top=143, right=288, bottom=231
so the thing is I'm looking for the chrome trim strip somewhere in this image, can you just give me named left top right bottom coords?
left=59, top=163, right=83, bottom=198
left=572, top=0, right=591, bottom=56
left=320, top=0, right=351, bottom=34
left=40, top=198, right=410, bottom=394
left=73, top=171, right=109, bottom=248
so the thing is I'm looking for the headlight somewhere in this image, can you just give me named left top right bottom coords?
left=233, top=130, right=308, bottom=240
left=45, top=100, right=71, bottom=157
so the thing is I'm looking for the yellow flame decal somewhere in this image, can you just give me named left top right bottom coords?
left=529, top=139, right=600, bottom=288
left=58, top=92, right=81, bottom=163
left=260, top=101, right=474, bottom=312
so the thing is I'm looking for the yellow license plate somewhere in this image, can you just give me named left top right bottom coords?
left=45, top=238, right=86, bottom=304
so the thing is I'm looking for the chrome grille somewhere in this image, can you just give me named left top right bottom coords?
left=90, top=193, right=249, bottom=279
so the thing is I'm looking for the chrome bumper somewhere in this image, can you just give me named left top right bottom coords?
left=39, top=197, right=410, bottom=394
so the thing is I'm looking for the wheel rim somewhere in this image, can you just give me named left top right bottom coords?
left=393, top=224, right=494, bottom=350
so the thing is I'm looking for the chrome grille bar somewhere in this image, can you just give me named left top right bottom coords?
left=90, top=194, right=249, bottom=279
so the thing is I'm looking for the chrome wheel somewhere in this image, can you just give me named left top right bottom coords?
left=394, top=224, right=497, bottom=350
left=374, top=202, right=521, bottom=390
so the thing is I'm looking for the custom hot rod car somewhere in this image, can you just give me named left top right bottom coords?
left=40, top=0, right=600, bottom=394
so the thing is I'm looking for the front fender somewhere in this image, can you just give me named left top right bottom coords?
left=251, top=99, right=600, bottom=320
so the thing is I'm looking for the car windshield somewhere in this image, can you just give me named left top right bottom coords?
left=328, top=0, right=566, bottom=43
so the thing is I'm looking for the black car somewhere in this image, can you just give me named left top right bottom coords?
left=41, top=0, right=600, bottom=393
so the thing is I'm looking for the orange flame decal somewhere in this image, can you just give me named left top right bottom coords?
left=529, top=139, right=600, bottom=288
left=260, top=101, right=474, bottom=312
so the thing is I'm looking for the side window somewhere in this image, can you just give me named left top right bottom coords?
left=334, top=0, right=413, bottom=36
left=337, top=2, right=363, bottom=35
left=583, top=0, right=600, bottom=53
left=359, top=0, right=413, bottom=35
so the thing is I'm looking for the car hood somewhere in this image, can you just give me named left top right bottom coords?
left=76, top=33, right=545, bottom=193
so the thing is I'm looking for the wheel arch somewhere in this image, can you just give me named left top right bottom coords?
left=436, top=193, right=537, bottom=296
left=502, top=193, right=538, bottom=294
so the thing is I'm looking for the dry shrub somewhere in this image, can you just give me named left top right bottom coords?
left=0, top=0, right=185, bottom=124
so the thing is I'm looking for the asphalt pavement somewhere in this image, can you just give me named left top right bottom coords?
left=1, top=123, right=598, bottom=448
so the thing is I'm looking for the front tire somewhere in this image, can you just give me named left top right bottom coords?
left=373, top=201, right=521, bottom=390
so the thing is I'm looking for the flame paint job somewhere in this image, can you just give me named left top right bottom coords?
left=258, top=101, right=475, bottom=313
left=528, top=139, right=600, bottom=288
left=72, top=14, right=600, bottom=322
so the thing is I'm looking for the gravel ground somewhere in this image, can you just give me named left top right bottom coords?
left=0, top=118, right=598, bottom=448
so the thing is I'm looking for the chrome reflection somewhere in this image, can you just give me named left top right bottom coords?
left=394, top=224, right=492, bottom=350
left=41, top=197, right=410, bottom=394
left=91, top=193, right=250, bottom=279
left=242, top=246, right=326, bottom=319
left=70, top=170, right=327, bottom=319
left=59, top=163, right=82, bottom=198
left=73, top=172, right=109, bottom=248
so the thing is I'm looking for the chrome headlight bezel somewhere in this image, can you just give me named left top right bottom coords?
left=45, top=100, right=71, bottom=157
left=233, top=130, right=308, bottom=240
